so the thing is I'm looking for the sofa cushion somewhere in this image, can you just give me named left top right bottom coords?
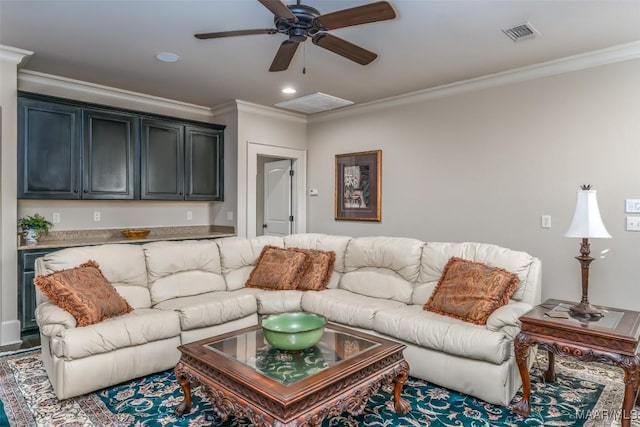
left=217, top=236, right=284, bottom=290
left=48, top=308, right=181, bottom=359
left=373, top=305, right=512, bottom=364
left=340, top=268, right=414, bottom=303
left=424, top=257, right=519, bottom=325
left=284, top=234, right=351, bottom=273
left=301, top=289, right=405, bottom=329
left=35, top=260, right=133, bottom=327
left=153, top=292, right=257, bottom=331
left=40, top=244, right=150, bottom=308
left=143, top=240, right=226, bottom=304
left=234, top=288, right=303, bottom=314
left=245, top=246, right=311, bottom=291
left=418, top=242, right=534, bottom=303
left=295, top=249, right=335, bottom=291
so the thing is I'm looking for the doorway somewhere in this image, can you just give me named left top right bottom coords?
left=257, top=157, right=293, bottom=236
left=246, top=142, right=306, bottom=238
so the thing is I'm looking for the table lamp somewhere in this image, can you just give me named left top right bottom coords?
left=564, top=184, right=611, bottom=318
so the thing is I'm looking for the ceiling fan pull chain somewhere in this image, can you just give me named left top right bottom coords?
left=303, top=42, right=306, bottom=75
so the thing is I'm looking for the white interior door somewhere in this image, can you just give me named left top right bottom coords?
left=263, top=159, right=292, bottom=236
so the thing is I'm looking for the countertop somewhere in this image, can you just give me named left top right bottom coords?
left=18, top=225, right=235, bottom=250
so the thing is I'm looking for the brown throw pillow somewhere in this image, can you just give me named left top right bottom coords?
left=245, top=246, right=311, bottom=291
left=295, top=248, right=336, bottom=291
left=34, top=260, right=133, bottom=327
left=423, top=257, right=519, bottom=325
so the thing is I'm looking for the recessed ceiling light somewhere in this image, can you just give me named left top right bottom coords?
left=282, top=87, right=296, bottom=94
left=155, top=52, right=180, bottom=63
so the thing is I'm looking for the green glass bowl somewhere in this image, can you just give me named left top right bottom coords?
left=261, top=312, right=327, bottom=351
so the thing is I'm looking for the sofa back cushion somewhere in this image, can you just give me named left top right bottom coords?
left=39, top=244, right=150, bottom=308
left=217, top=235, right=284, bottom=290
left=143, top=240, right=226, bottom=305
left=340, top=236, right=424, bottom=303
left=284, top=233, right=350, bottom=289
left=414, top=242, right=537, bottom=305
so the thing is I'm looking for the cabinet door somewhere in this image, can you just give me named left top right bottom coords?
left=83, top=109, right=138, bottom=199
left=19, top=249, right=55, bottom=336
left=185, top=126, right=224, bottom=201
left=140, top=119, right=184, bottom=200
left=17, top=97, right=81, bottom=199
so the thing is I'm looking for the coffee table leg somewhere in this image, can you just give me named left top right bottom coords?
left=174, top=362, right=192, bottom=416
left=393, top=360, right=411, bottom=414
left=544, top=351, right=556, bottom=382
left=512, top=333, right=532, bottom=416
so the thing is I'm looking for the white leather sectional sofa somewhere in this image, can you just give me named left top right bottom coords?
left=34, top=233, right=541, bottom=406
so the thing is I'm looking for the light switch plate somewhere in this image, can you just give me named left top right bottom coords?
left=626, top=199, right=640, bottom=213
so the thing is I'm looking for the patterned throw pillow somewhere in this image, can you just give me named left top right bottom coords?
left=34, top=260, right=133, bottom=327
left=423, top=257, right=519, bottom=325
left=295, top=248, right=336, bottom=291
left=245, top=246, right=311, bottom=291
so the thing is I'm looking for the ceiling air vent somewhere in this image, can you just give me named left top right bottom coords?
left=275, top=92, right=354, bottom=114
left=502, top=22, right=540, bottom=42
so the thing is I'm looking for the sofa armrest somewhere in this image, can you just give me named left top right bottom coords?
left=485, top=302, right=533, bottom=340
left=35, top=301, right=77, bottom=337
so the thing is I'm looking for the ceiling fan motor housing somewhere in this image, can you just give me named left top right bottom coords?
left=275, top=4, right=322, bottom=42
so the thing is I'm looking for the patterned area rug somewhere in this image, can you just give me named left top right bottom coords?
left=0, top=348, right=635, bottom=427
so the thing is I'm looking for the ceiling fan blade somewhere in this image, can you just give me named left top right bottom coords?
left=258, top=0, right=297, bottom=21
left=312, top=33, right=377, bottom=65
left=195, top=29, right=277, bottom=39
left=316, top=1, right=396, bottom=30
left=269, top=40, right=299, bottom=72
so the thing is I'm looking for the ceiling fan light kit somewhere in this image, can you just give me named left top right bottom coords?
left=195, top=0, right=396, bottom=72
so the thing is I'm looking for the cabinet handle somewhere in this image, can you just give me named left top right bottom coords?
left=84, top=190, right=88, bottom=193
left=74, top=189, right=78, bottom=193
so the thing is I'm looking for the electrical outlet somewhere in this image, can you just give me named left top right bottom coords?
left=93, top=211, right=101, bottom=222
left=186, top=210, right=193, bottom=221
left=52, top=212, right=61, bottom=224
left=227, top=211, right=233, bottom=221
left=627, top=216, right=640, bottom=231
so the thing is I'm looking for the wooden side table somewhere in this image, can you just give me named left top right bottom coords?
left=512, top=299, right=640, bottom=427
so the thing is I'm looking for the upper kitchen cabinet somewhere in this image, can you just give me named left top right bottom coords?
left=82, top=109, right=137, bottom=199
left=185, top=126, right=224, bottom=201
left=141, top=121, right=224, bottom=201
left=18, top=97, right=82, bottom=199
left=17, top=92, right=224, bottom=201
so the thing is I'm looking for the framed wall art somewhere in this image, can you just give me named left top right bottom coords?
left=335, top=150, right=381, bottom=221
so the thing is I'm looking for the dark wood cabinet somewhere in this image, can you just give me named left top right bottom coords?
left=17, top=92, right=225, bottom=201
left=83, top=109, right=138, bottom=199
left=18, top=248, right=57, bottom=336
left=17, top=97, right=82, bottom=199
left=185, top=126, right=224, bottom=201
left=141, top=119, right=185, bottom=200
left=141, top=121, right=224, bottom=201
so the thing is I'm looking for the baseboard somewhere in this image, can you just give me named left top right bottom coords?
left=1, top=320, right=22, bottom=347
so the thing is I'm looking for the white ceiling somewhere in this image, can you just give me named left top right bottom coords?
left=1, top=0, right=640, bottom=113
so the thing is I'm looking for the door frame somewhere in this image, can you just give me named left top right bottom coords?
left=247, top=142, right=306, bottom=238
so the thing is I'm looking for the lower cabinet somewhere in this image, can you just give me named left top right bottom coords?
left=19, top=248, right=58, bottom=336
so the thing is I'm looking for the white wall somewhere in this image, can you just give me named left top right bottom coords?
left=235, top=102, right=307, bottom=236
left=307, top=58, right=640, bottom=311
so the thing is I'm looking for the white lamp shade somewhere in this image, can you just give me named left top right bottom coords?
left=564, top=189, right=611, bottom=238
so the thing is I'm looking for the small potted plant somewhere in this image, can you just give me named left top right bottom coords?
left=18, top=213, right=53, bottom=246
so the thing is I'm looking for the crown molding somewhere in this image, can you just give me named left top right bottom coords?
left=309, top=40, right=640, bottom=124
left=17, top=69, right=215, bottom=121
left=235, top=99, right=307, bottom=124
left=0, top=45, right=33, bottom=67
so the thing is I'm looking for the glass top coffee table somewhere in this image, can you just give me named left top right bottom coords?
left=174, top=322, right=410, bottom=426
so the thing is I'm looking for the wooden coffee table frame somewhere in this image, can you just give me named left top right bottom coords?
left=174, top=323, right=410, bottom=427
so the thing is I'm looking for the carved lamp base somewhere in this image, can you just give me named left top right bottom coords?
left=569, top=301, right=603, bottom=318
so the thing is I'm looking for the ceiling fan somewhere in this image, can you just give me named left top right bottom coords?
left=195, top=0, right=396, bottom=72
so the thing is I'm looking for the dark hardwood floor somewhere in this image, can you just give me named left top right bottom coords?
left=0, top=334, right=40, bottom=353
